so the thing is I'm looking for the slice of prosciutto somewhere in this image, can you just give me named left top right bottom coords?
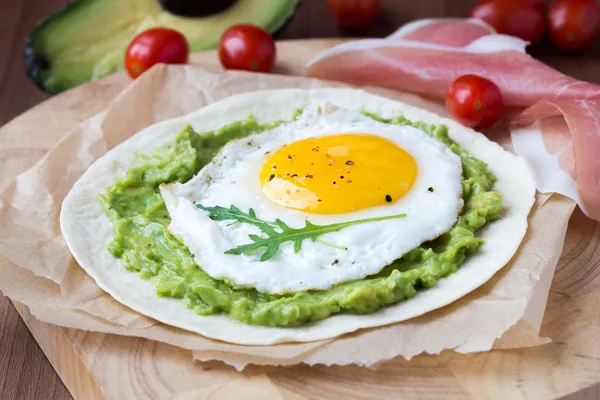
left=306, top=34, right=600, bottom=108
left=387, top=18, right=495, bottom=46
left=305, top=18, right=600, bottom=220
left=511, top=100, right=600, bottom=218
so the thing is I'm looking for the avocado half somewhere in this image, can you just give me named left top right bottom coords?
left=25, top=0, right=300, bottom=93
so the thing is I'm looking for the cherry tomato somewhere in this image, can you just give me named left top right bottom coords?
left=477, top=0, right=546, bottom=9
left=327, top=0, right=380, bottom=28
left=471, top=0, right=545, bottom=44
left=125, top=28, right=189, bottom=79
left=445, top=75, right=504, bottom=130
left=218, top=24, right=276, bottom=72
left=548, top=0, right=600, bottom=52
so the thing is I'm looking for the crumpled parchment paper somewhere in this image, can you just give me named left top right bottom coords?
left=0, top=65, right=575, bottom=370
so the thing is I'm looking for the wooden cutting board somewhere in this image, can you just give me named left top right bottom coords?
left=3, top=39, right=600, bottom=400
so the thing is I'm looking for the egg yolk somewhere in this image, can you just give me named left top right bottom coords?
left=259, top=134, right=417, bottom=214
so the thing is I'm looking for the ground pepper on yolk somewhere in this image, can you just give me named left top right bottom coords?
left=259, top=134, right=418, bottom=214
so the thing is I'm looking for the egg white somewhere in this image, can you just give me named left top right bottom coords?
left=160, top=104, right=463, bottom=294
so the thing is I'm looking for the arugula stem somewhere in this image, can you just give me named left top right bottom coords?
left=316, top=239, right=348, bottom=251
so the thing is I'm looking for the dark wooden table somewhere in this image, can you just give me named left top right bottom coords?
left=2, top=1, right=600, bottom=399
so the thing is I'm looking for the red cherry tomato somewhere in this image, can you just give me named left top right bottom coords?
left=327, top=0, right=380, bottom=28
left=548, top=0, right=600, bottom=52
left=218, top=24, right=276, bottom=73
left=471, top=0, right=545, bottom=44
left=125, top=28, right=189, bottom=79
left=445, top=75, right=504, bottom=130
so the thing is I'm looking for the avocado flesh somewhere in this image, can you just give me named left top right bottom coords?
left=26, top=0, right=299, bottom=93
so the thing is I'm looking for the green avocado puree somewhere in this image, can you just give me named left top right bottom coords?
left=100, top=112, right=502, bottom=327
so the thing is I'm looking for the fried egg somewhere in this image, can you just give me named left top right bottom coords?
left=160, top=104, right=463, bottom=294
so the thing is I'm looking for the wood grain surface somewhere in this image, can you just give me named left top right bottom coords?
left=2, top=1, right=600, bottom=399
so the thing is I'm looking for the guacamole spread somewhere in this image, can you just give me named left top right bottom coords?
left=100, top=112, right=502, bottom=327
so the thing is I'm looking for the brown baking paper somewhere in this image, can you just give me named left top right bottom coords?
left=0, top=65, right=576, bottom=370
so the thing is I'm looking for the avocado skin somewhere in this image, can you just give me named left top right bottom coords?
left=25, top=0, right=85, bottom=94
left=25, top=0, right=300, bottom=94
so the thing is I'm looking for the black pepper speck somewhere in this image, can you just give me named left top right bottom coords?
left=269, top=174, right=275, bottom=181
left=345, top=160, right=354, bottom=165
left=385, top=194, right=392, bottom=203
left=428, top=187, right=434, bottom=192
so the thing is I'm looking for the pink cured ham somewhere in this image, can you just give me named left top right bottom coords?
left=387, top=18, right=495, bottom=46
left=305, top=18, right=600, bottom=220
left=511, top=100, right=600, bottom=218
left=305, top=35, right=600, bottom=108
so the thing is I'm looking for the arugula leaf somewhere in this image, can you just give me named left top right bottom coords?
left=196, top=204, right=278, bottom=234
left=196, top=203, right=407, bottom=262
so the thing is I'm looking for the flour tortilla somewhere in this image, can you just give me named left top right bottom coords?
left=60, top=88, right=536, bottom=345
